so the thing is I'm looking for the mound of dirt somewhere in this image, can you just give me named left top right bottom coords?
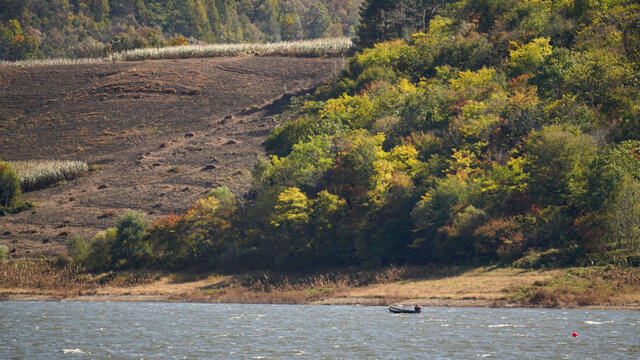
left=0, top=56, right=344, bottom=257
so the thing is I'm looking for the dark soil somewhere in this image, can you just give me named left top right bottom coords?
left=0, top=56, right=344, bottom=258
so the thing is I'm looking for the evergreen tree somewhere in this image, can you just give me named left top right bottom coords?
left=0, top=0, right=30, bottom=22
left=306, top=3, right=331, bottom=39
left=354, top=0, right=403, bottom=49
left=217, top=0, right=243, bottom=42
left=203, top=0, right=221, bottom=40
left=255, top=0, right=280, bottom=41
left=89, top=0, right=110, bottom=22
left=189, top=0, right=214, bottom=41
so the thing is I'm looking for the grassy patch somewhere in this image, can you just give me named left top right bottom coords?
left=0, top=199, right=34, bottom=216
left=507, top=267, right=640, bottom=307
left=88, top=164, right=105, bottom=173
left=10, top=160, right=88, bottom=192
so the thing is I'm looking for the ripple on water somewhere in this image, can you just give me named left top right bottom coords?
left=0, top=303, right=638, bottom=359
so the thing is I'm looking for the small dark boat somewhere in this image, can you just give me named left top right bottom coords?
left=388, top=305, right=421, bottom=314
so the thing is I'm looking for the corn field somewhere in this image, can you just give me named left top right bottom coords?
left=109, top=38, right=352, bottom=61
left=0, top=38, right=353, bottom=67
left=0, top=57, right=109, bottom=67
left=10, top=160, right=88, bottom=192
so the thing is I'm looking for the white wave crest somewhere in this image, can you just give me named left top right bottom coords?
left=62, top=349, right=87, bottom=354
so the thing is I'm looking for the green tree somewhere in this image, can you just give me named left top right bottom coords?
left=439, top=205, right=487, bottom=261
left=279, top=12, right=303, bottom=41
left=306, top=3, right=330, bottom=39
left=85, top=227, right=117, bottom=272
left=329, top=132, right=384, bottom=202
left=411, top=175, right=471, bottom=260
left=217, top=0, right=243, bottom=42
left=110, top=210, right=151, bottom=268
left=605, top=176, right=640, bottom=250
left=89, top=0, right=109, bottom=22
left=0, top=0, right=29, bottom=22
left=190, top=0, right=214, bottom=41
left=204, top=0, right=222, bottom=39
left=270, top=187, right=310, bottom=229
left=254, top=0, right=280, bottom=41
left=309, top=190, right=350, bottom=264
left=587, top=141, right=640, bottom=211
left=523, top=125, right=598, bottom=210
left=268, top=187, right=312, bottom=268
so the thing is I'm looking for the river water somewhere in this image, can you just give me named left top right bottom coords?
left=0, top=301, right=638, bottom=359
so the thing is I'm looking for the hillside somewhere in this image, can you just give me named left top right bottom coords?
left=2, top=0, right=640, bottom=277
left=44, top=0, right=639, bottom=274
left=0, top=56, right=344, bottom=257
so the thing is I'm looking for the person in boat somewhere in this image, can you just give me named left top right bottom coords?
left=414, top=305, right=421, bottom=312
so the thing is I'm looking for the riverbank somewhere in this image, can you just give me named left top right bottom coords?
left=2, top=265, right=639, bottom=310
left=3, top=294, right=639, bottom=311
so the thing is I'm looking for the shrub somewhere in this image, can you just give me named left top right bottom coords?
left=434, top=32, right=496, bottom=71
left=0, top=245, right=8, bottom=262
left=513, top=248, right=561, bottom=269
left=0, top=161, right=20, bottom=208
left=527, top=288, right=560, bottom=307
left=266, top=115, right=345, bottom=157
left=208, top=186, right=236, bottom=206
left=566, top=49, right=635, bottom=106
left=169, top=36, right=189, bottom=46
left=320, top=93, right=379, bottom=130
left=85, top=228, right=117, bottom=272
left=355, top=66, right=397, bottom=90
left=508, top=37, right=552, bottom=76
left=66, top=235, right=90, bottom=264
left=474, top=217, right=526, bottom=262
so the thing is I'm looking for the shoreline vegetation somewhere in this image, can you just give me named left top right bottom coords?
left=1, top=261, right=638, bottom=310
left=0, top=38, right=353, bottom=67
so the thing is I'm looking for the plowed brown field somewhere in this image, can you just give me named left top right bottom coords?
left=0, top=56, right=343, bottom=258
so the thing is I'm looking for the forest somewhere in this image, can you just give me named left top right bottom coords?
left=3, top=0, right=640, bottom=273
left=0, top=0, right=361, bottom=61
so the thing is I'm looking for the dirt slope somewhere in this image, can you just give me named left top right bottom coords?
left=0, top=56, right=344, bottom=257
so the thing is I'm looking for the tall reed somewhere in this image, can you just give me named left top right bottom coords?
left=0, top=260, right=154, bottom=293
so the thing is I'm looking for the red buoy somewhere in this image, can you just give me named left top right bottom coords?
left=572, top=332, right=578, bottom=338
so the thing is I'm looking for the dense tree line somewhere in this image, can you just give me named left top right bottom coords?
left=0, top=0, right=361, bottom=60
left=68, top=0, right=640, bottom=272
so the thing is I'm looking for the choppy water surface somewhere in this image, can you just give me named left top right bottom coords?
left=1, top=302, right=638, bottom=359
